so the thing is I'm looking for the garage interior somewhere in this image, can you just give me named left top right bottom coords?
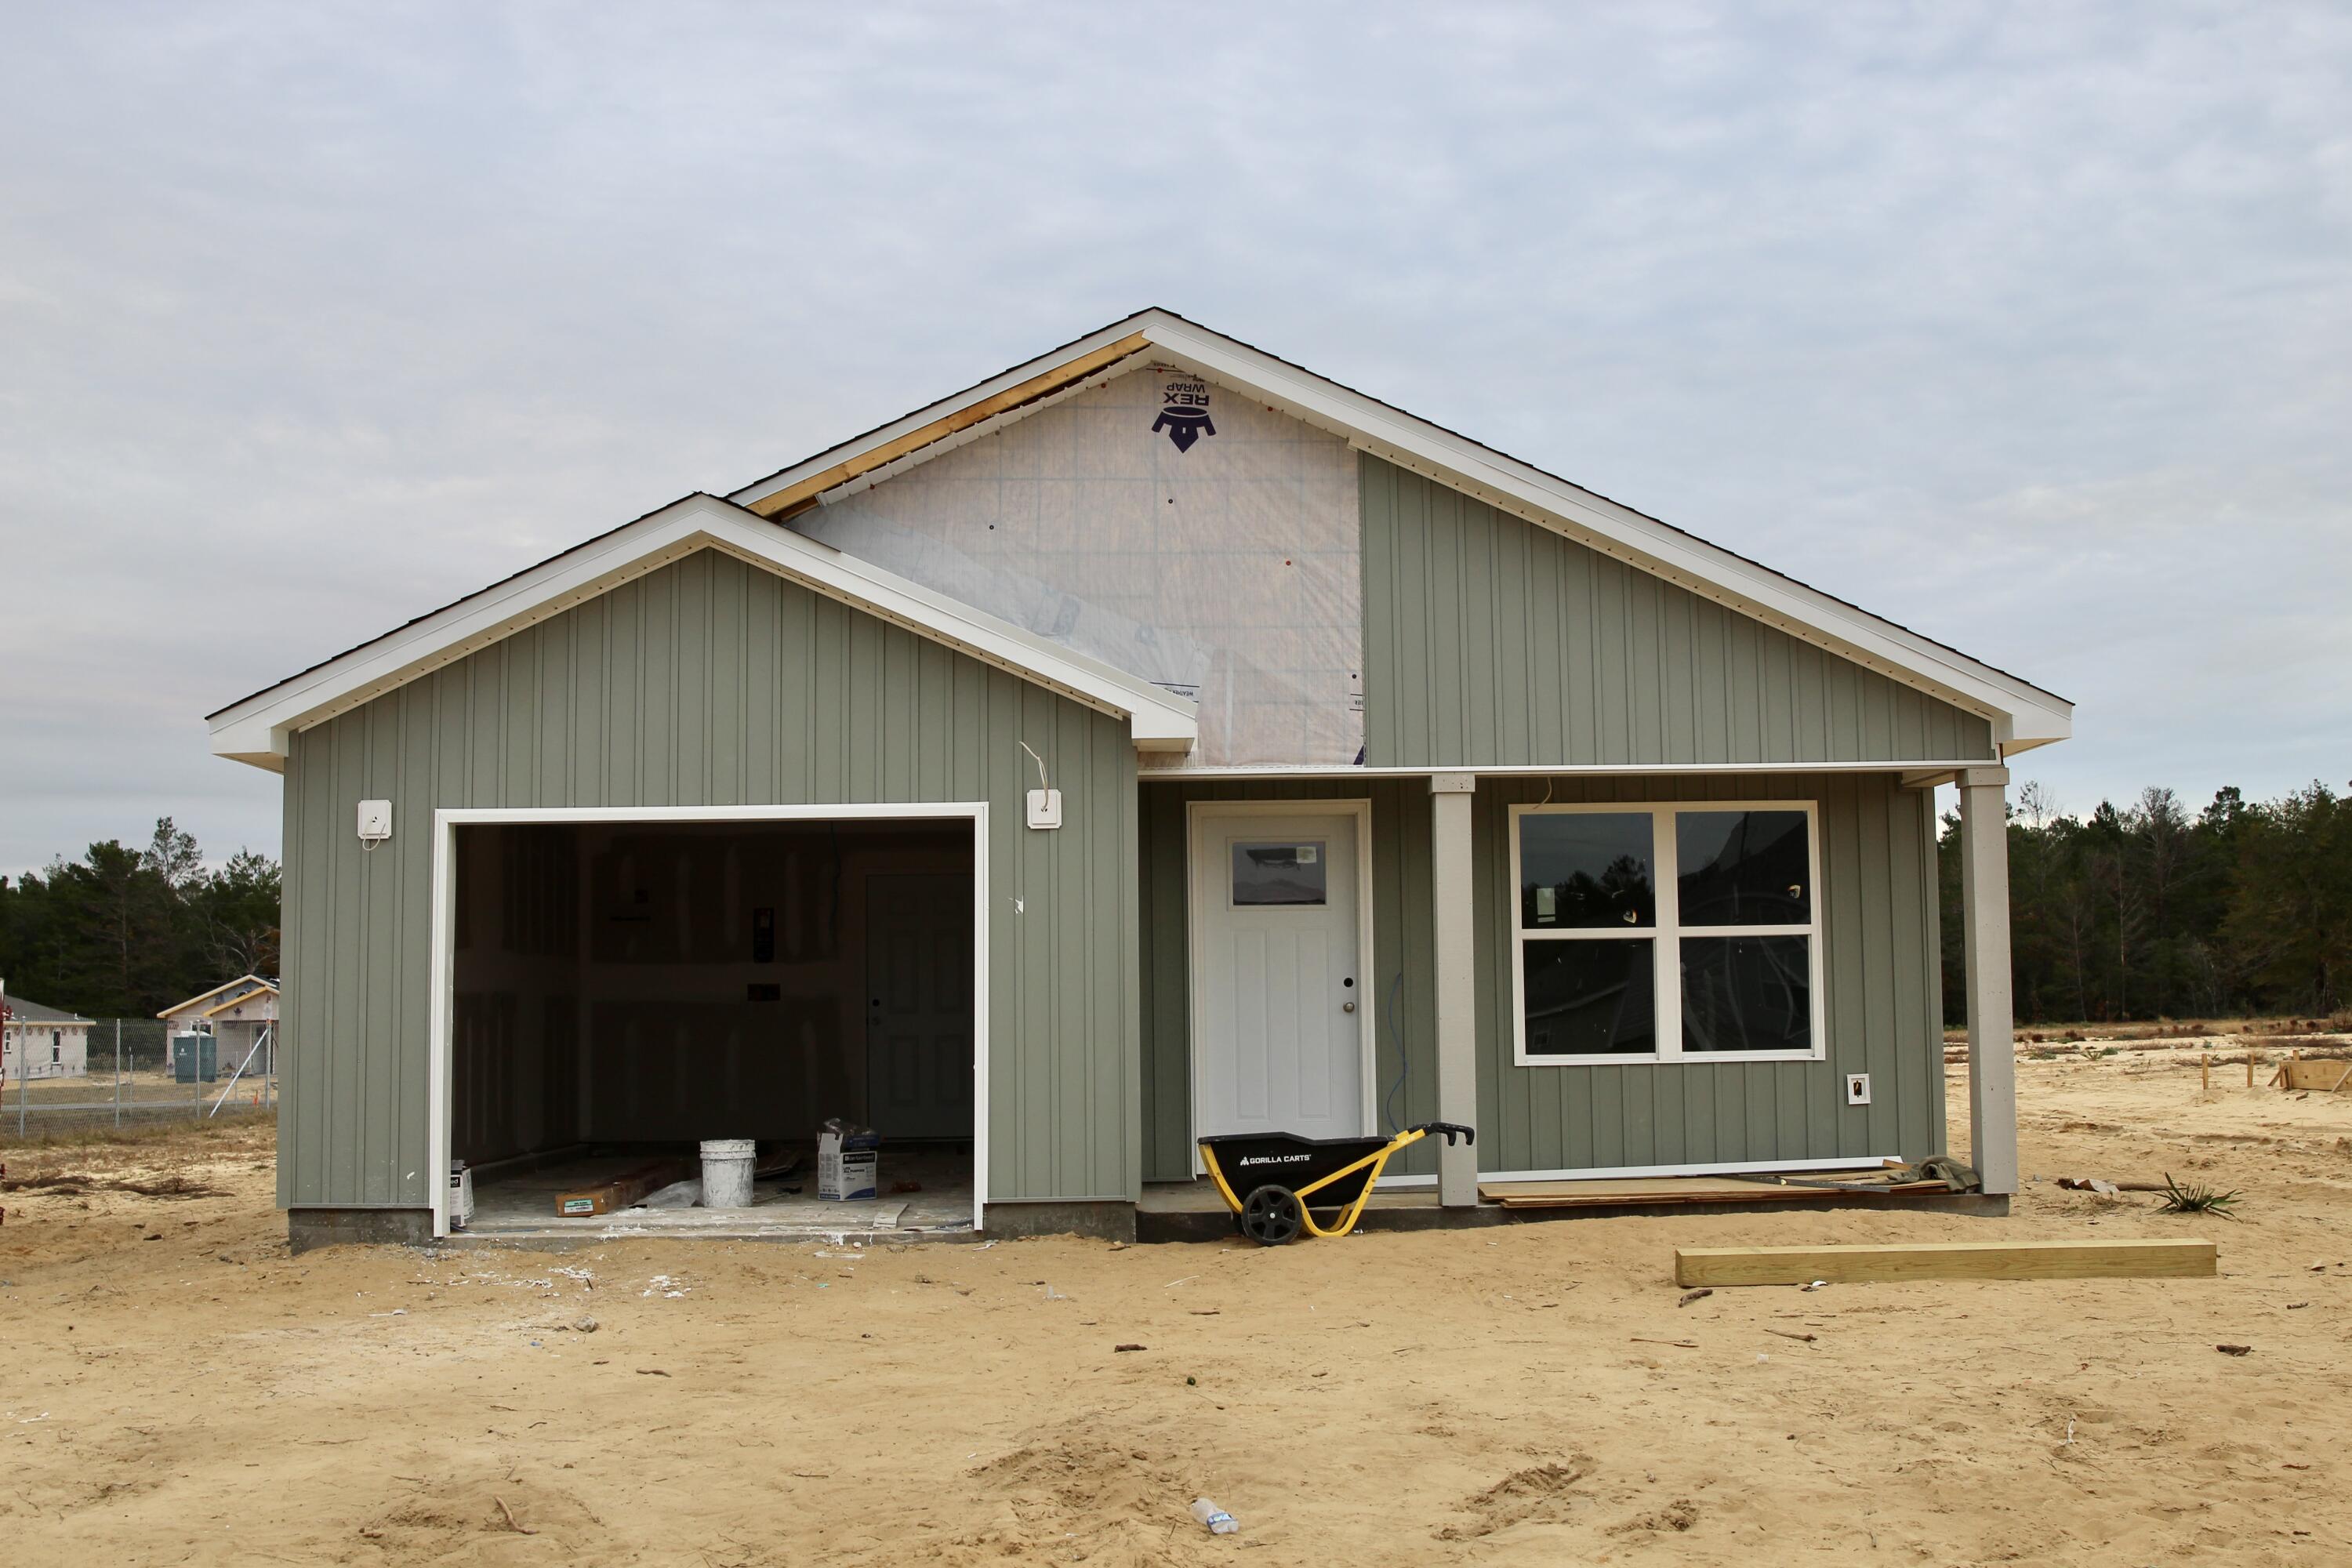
left=448, top=817, right=978, bottom=1238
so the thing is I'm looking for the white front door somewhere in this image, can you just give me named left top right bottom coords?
left=1192, top=810, right=1367, bottom=1143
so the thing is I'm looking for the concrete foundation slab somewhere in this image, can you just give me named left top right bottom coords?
left=289, top=1208, right=434, bottom=1252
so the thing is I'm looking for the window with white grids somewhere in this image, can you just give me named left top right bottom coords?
left=1510, top=802, right=1824, bottom=1065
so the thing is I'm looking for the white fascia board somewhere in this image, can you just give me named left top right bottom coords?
left=207, top=495, right=1196, bottom=769
left=1134, top=316, right=2072, bottom=750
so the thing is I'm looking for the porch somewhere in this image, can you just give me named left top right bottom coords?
left=1139, top=766, right=2019, bottom=1212
left=1135, top=1168, right=2006, bottom=1243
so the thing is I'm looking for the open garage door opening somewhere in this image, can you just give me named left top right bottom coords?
left=439, top=811, right=982, bottom=1241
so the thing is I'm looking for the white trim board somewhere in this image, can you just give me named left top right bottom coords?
left=209, top=494, right=1196, bottom=772
left=426, top=801, right=992, bottom=1240
left=1184, top=798, right=1378, bottom=1174
left=728, top=310, right=2071, bottom=753
left=1142, top=759, right=2000, bottom=781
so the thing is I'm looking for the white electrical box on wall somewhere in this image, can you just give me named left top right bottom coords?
left=1845, top=1072, right=1872, bottom=1106
left=1025, top=788, right=1062, bottom=830
left=357, top=799, right=394, bottom=843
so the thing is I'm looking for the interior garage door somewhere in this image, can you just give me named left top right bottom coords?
left=865, top=872, right=975, bottom=1138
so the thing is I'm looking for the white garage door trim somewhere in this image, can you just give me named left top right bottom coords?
left=1185, top=798, right=1376, bottom=1172
left=427, top=801, right=990, bottom=1239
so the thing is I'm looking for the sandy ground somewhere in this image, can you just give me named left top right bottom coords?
left=3, top=1068, right=277, bottom=1108
left=4, top=1041, right=2350, bottom=1566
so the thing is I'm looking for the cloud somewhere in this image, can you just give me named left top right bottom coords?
left=2, top=2, right=2347, bottom=872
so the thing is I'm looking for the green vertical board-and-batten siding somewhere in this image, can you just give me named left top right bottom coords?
left=278, top=547, right=1139, bottom=1212
left=1138, top=773, right=1945, bottom=1180
left=1473, top=774, right=1946, bottom=1173
left=1359, top=456, right=1998, bottom=769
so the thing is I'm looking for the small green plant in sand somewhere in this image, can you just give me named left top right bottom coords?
left=2157, top=1174, right=2241, bottom=1218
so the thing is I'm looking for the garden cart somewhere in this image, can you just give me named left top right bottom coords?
left=1197, top=1121, right=1475, bottom=1245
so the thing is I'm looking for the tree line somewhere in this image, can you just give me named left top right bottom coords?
left=4, top=784, right=2347, bottom=1029
left=0, top=819, right=281, bottom=1019
left=1940, top=779, right=2352, bottom=1026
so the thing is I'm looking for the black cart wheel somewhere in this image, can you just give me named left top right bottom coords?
left=1240, top=1185, right=1305, bottom=1247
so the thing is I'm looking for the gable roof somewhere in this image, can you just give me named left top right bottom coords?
left=729, top=309, right=2071, bottom=753
left=159, top=975, right=277, bottom=1019
left=202, top=982, right=279, bottom=1019
left=208, top=493, right=1199, bottom=771
left=2, top=993, right=93, bottom=1025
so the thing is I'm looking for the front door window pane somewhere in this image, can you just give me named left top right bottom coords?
left=1677, top=811, right=1811, bottom=927
left=1232, top=842, right=1327, bottom=907
left=1519, top=812, right=1655, bottom=929
left=1522, top=940, right=1656, bottom=1056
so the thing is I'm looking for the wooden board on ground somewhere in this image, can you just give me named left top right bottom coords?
left=555, top=1158, right=694, bottom=1218
left=1480, top=1172, right=1935, bottom=1208
left=2276, top=1059, right=2352, bottom=1093
left=1675, top=1238, right=2218, bottom=1288
left=1485, top=1177, right=1835, bottom=1207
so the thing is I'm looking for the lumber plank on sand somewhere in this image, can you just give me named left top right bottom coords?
left=554, top=1158, right=693, bottom=1218
left=1673, top=1238, right=2217, bottom=1288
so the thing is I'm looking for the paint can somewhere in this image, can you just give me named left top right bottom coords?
left=699, top=1139, right=757, bottom=1209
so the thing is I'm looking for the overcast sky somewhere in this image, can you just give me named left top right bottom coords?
left=4, top=3, right=2347, bottom=877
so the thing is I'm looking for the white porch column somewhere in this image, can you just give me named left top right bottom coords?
left=1429, top=775, right=1479, bottom=1208
left=1958, top=765, right=2019, bottom=1196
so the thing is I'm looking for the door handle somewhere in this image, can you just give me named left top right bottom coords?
left=1342, top=1000, right=1356, bottom=1013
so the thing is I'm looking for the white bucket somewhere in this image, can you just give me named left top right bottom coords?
left=699, top=1139, right=757, bottom=1209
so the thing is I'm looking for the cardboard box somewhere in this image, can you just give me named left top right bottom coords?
left=818, top=1129, right=880, bottom=1200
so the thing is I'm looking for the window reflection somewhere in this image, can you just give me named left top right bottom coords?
left=1676, top=811, right=1809, bottom=927
left=1519, top=813, right=1654, bottom=929
left=1523, top=940, right=1656, bottom=1056
left=1681, top=935, right=1813, bottom=1052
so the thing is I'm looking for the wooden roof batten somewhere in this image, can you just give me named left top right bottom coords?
left=745, top=334, right=1151, bottom=521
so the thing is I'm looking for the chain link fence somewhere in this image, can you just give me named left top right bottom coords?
left=1, top=1018, right=278, bottom=1142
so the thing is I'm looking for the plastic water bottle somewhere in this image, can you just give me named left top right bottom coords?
left=1189, top=1498, right=1238, bottom=1535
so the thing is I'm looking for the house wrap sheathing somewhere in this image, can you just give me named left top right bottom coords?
left=799, top=365, right=1364, bottom=767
